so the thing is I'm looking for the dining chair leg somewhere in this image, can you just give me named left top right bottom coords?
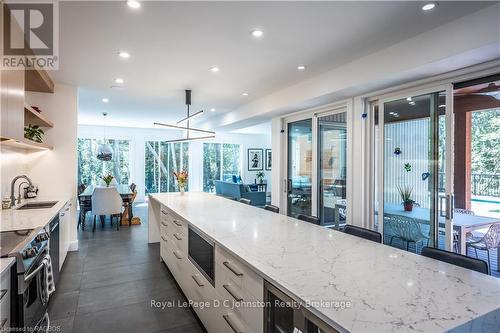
left=93, top=215, right=96, bottom=232
left=486, top=250, right=491, bottom=275
left=100, top=215, right=105, bottom=228
left=117, top=213, right=122, bottom=231
left=474, top=247, right=478, bottom=259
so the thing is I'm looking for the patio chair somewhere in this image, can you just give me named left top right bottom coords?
left=453, top=208, right=475, bottom=252
left=466, top=223, right=500, bottom=274
left=385, top=215, right=429, bottom=253
left=421, top=247, right=489, bottom=275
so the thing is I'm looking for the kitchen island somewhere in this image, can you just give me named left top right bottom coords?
left=149, top=192, right=500, bottom=333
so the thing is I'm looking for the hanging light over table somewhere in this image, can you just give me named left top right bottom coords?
left=97, top=112, right=113, bottom=161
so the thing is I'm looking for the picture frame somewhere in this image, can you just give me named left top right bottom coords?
left=248, top=148, right=263, bottom=171
left=265, top=149, right=272, bottom=170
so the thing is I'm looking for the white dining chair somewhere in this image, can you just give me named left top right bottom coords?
left=91, top=187, right=123, bottom=231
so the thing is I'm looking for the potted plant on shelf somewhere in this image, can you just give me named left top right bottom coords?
left=397, top=185, right=416, bottom=212
left=101, top=174, right=114, bottom=187
left=24, top=124, right=44, bottom=143
left=256, top=171, right=265, bottom=184
left=173, top=170, right=188, bottom=195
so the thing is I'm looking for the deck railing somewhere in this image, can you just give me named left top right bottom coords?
left=438, top=172, right=500, bottom=198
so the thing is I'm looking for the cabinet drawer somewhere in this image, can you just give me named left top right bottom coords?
left=160, top=234, right=169, bottom=262
left=0, top=271, right=11, bottom=330
left=217, top=282, right=262, bottom=333
left=215, top=246, right=263, bottom=301
left=216, top=308, right=253, bottom=333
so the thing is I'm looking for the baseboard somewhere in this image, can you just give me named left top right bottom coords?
left=68, top=240, right=79, bottom=252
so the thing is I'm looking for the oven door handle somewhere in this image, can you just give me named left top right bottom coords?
left=24, top=260, right=45, bottom=283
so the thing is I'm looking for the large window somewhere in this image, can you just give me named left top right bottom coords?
left=145, top=141, right=189, bottom=194
left=77, top=138, right=130, bottom=186
left=203, top=143, right=241, bottom=192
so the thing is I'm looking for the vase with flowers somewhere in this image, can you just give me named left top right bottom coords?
left=101, top=174, right=114, bottom=187
left=173, top=170, right=188, bottom=195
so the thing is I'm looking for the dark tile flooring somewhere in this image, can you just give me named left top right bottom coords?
left=48, top=203, right=204, bottom=333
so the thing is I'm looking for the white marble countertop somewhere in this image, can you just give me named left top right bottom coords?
left=0, top=257, right=15, bottom=276
left=0, top=197, right=69, bottom=232
left=150, top=192, right=500, bottom=333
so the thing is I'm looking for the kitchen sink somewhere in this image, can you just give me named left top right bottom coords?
left=16, top=201, right=58, bottom=210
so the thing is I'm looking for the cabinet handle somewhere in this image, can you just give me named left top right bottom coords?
left=173, top=250, right=182, bottom=260
left=161, top=210, right=168, bottom=215
left=60, top=213, right=65, bottom=217
left=223, top=284, right=243, bottom=302
left=223, top=261, right=244, bottom=277
left=222, top=314, right=243, bottom=333
left=173, top=220, right=182, bottom=227
left=0, top=289, right=7, bottom=301
left=173, top=233, right=182, bottom=241
left=161, top=221, right=168, bottom=227
left=65, top=207, right=70, bottom=211
left=161, top=235, right=168, bottom=242
left=191, top=274, right=205, bottom=287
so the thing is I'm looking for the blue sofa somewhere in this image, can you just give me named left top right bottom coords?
left=215, top=180, right=266, bottom=206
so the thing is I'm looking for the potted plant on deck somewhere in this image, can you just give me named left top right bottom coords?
left=397, top=185, right=416, bottom=212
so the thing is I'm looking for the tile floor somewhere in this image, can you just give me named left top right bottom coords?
left=48, top=203, right=204, bottom=333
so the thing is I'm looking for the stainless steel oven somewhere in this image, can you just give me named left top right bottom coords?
left=19, top=248, right=50, bottom=332
left=188, top=225, right=215, bottom=286
left=1, top=228, right=51, bottom=332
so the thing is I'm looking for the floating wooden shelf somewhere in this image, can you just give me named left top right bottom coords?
left=0, top=137, right=53, bottom=151
left=24, top=104, right=54, bottom=127
left=25, top=68, right=54, bottom=93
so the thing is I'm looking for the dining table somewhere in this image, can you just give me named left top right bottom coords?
left=384, top=203, right=500, bottom=270
left=79, top=184, right=134, bottom=225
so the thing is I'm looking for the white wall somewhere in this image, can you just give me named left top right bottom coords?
left=0, top=84, right=78, bottom=249
left=25, top=84, right=78, bottom=248
left=77, top=125, right=271, bottom=202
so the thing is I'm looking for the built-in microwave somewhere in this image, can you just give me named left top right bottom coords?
left=188, top=225, right=215, bottom=286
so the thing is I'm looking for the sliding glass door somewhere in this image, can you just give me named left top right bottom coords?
left=318, top=112, right=347, bottom=228
left=287, top=119, right=313, bottom=218
left=377, top=86, right=454, bottom=252
left=284, top=107, right=350, bottom=224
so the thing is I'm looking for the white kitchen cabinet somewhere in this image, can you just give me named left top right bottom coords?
left=59, top=200, right=71, bottom=270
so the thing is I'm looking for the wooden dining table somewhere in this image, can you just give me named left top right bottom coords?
left=79, top=184, right=134, bottom=225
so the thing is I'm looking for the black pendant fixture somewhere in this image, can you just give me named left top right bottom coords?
left=154, top=90, right=215, bottom=142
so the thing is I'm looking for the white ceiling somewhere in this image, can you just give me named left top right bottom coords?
left=52, top=1, right=492, bottom=129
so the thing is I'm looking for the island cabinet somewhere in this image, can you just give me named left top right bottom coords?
left=159, top=205, right=264, bottom=333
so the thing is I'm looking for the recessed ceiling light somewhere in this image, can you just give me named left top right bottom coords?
left=209, top=66, right=219, bottom=73
left=297, top=65, right=306, bottom=71
left=127, top=1, right=141, bottom=9
left=406, top=97, right=412, bottom=101
left=102, top=98, right=109, bottom=103
left=118, top=51, right=130, bottom=59
left=251, top=29, right=264, bottom=38
left=210, top=108, right=216, bottom=112
left=409, top=101, right=416, bottom=106
left=242, top=92, right=248, bottom=96
left=114, top=78, right=124, bottom=84
left=422, top=3, right=436, bottom=11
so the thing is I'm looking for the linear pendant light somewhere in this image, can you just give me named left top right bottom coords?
left=154, top=90, right=216, bottom=143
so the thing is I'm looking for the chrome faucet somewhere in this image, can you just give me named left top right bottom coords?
left=10, top=175, right=33, bottom=208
